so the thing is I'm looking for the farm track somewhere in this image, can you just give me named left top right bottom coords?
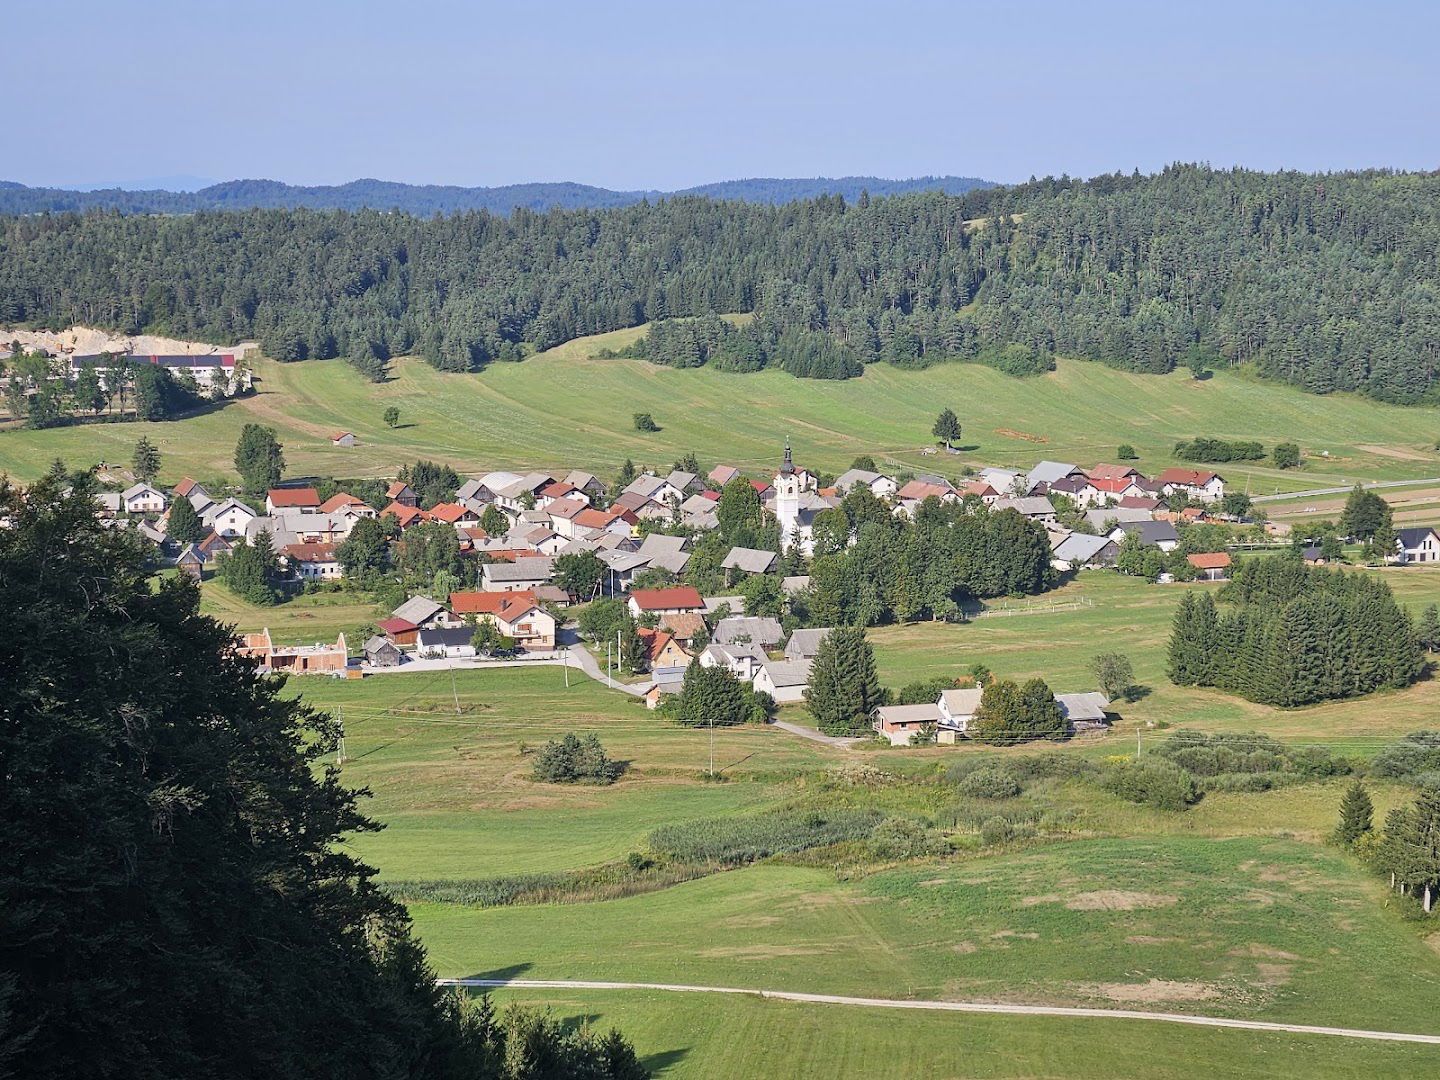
left=439, top=978, right=1440, bottom=1045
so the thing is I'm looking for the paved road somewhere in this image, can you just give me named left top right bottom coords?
left=437, top=978, right=1440, bottom=1045
left=1254, top=477, right=1440, bottom=503
left=560, top=636, right=649, bottom=697
left=771, top=719, right=861, bottom=747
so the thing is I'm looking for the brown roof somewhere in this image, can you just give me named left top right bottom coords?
left=897, top=479, right=953, bottom=501
left=629, top=586, right=705, bottom=611
left=1187, top=552, right=1232, bottom=569
left=382, top=502, right=432, bottom=527
left=429, top=502, right=476, bottom=523
left=1086, top=475, right=1138, bottom=494
left=386, top=481, right=414, bottom=498
left=449, top=590, right=540, bottom=623
left=173, top=477, right=202, bottom=497
left=574, top=507, right=634, bottom=529
left=268, top=487, right=320, bottom=508
left=658, top=612, right=708, bottom=640
left=1158, top=467, right=1220, bottom=487
left=318, top=493, right=371, bottom=514
left=281, top=542, right=339, bottom=563
left=1088, top=464, right=1141, bottom=481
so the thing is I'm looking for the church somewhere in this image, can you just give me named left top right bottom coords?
left=772, top=441, right=832, bottom=556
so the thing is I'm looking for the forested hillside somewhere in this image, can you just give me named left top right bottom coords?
left=0, top=174, right=992, bottom=216
left=3, top=165, right=1438, bottom=401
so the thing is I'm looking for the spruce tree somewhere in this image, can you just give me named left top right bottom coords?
left=167, top=493, right=205, bottom=546
left=131, top=435, right=161, bottom=483
left=1418, top=604, right=1440, bottom=652
left=804, top=625, right=884, bottom=735
left=1334, top=780, right=1374, bottom=845
left=233, top=423, right=285, bottom=497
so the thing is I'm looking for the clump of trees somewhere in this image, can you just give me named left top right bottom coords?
left=666, top=661, right=775, bottom=727
left=1167, top=555, right=1421, bottom=706
left=532, top=733, right=626, bottom=785
left=217, top=531, right=282, bottom=605
left=1172, top=436, right=1265, bottom=463
left=969, top=677, right=1067, bottom=745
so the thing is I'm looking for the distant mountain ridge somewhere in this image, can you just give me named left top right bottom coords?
left=0, top=175, right=993, bottom=216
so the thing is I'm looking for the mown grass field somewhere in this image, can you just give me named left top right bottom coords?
left=5, top=325, right=1440, bottom=495
left=284, top=646, right=1440, bottom=1076
left=870, top=564, right=1440, bottom=747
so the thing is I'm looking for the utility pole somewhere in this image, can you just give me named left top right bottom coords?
left=336, top=706, right=345, bottom=766
left=563, top=646, right=570, bottom=687
left=451, top=661, right=461, bottom=715
left=709, top=717, right=715, bottom=779
left=1136, top=724, right=1143, bottom=756
left=606, top=640, right=612, bottom=688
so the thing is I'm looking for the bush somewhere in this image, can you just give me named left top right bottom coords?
left=633, top=412, right=660, bottom=432
left=866, top=818, right=949, bottom=860
left=957, top=767, right=1022, bottom=799
left=1173, top=436, right=1266, bottom=463
left=531, top=733, right=626, bottom=785
left=1103, top=757, right=1200, bottom=811
left=1371, top=732, right=1440, bottom=779
left=979, top=816, right=1030, bottom=846
left=1153, top=730, right=1347, bottom=779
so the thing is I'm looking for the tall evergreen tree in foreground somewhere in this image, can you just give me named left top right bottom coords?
left=804, top=626, right=885, bottom=735
left=0, top=471, right=646, bottom=1078
left=131, top=435, right=161, bottom=483
left=1334, top=780, right=1374, bottom=846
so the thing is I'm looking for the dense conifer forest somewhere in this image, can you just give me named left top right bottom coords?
left=3, top=165, right=1438, bottom=400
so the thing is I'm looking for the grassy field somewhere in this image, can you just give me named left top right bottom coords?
left=479, top=988, right=1440, bottom=1079
left=6, top=326, right=1440, bottom=495
left=869, top=564, right=1440, bottom=747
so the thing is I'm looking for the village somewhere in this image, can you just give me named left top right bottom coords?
left=75, top=431, right=1440, bottom=748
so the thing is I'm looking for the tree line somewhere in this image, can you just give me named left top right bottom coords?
left=4, top=165, right=1440, bottom=400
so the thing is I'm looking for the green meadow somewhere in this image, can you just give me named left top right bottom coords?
left=5, top=325, right=1440, bottom=496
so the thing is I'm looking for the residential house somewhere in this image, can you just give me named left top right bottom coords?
left=643, top=677, right=685, bottom=711
left=937, top=688, right=983, bottom=743
left=381, top=502, right=433, bottom=529
left=666, top=470, right=703, bottom=495
left=1157, top=468, right=1225, bottom=504
left=1187, top=552, right=1233, bottom=580
left=364, top=636, right=403, bottom=667
left=598, top=549, right=650, bottom=593
left=481, top=557, right=555, bottom=592
left=1112, top=519, right=1181, bottom=552
left=894, top=479, right=958, bottom=518
left=206, top=498, right=257, bottom=538
left=702, top=595, right=746, bottom=617
left=1117, top=495, right=1164, bottom=512
left=545, top=496, right=592, bottom=537
left=196, top=531, right=232, bottom=564
left=873, top=702, right=942, bottom=746
left=573, top=505, right=637, bottom=537
left=391, top=595, right=455, bottom=630
left=122, top=482, right=168, bottom=514
left=93, top=491, right=123, bottom=517
left=833, top=468, right=899, bottom=500
left=638, top=627, right=691, bottom=674
left=564, top=470, right=605, bottom=499
left=386, top=481, right=420, bottom=508
left=1396, top=527, right=1440, bottom=564
left=318, top=493, right=377, bottom=518
left=628, top=586, right=706, bottom=618
left=713, top=616, right=784, bottom=649
left=1025, top=461, right=1085, bottom=493
left=623, top=473, right=684, bottom=509
left=1079, top=474, right=1145, bottom=508
left=978, top=467, right=1024, bottom=494
left=448, top=590, right=557, bottom=651
left=281, top=542, right=342, bottom=580
left=781, top=575, right=811, bottom=595
left=332, top=431, right=357, bottom=447
left=721, top=546, right=778, bottom=576
left=1050, top=532, right=1120, bottom=572
left=536, top=479, right=587, bottom=508
left=752, top=659, right=811, bottom=703
left=699, top=641, right=768, bottom=681
left=958, top=480, right=1001, bottom=506
left=1082, top=506, right=1153, bottom=532
left=784, top=627, right=832, bottom=662
left=415, top=627, right=477, bottom=659
left=239, top=630, right=348, bottom=674
left=266, top=487, right=320, bottom=514
left=430, top=502, right=482, bottom=529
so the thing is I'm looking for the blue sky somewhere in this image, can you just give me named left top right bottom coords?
left=13, top=0, right=1438, bottom=189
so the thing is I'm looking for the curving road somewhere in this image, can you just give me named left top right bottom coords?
left=1253, top=477, right=1440, bottom=503
left=437, top=977, right=1440, bottom=1045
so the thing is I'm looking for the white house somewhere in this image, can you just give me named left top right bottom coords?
left=281, top=542, right=343, bottom=581
left=1157, top=468, right=1225, bottom=504
left=206, top=498, right=258, bottom=539
left=121, top=483, right=168, bottom=514
left=937, top=688, right=983, bottom=743
left=752, top=659, right=811, bottom=704
left=1395, top=527, right=1440, bottom=564
left=833, top=468, right=898, bottom=500
left=699, top=641, right=767, bottom=682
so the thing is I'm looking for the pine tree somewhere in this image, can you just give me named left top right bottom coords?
left=131, top=436, right=161, bottom=483
left=1418, top=604, right=1440, bottom=652
left=804, top=625, right=884, bottom=735
left=1334, top=780, right=1374, bottom=845
left=166, top=493, right=205, bottom=546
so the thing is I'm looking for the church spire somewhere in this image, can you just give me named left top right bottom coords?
left=781, top=438, right=794, bottom=475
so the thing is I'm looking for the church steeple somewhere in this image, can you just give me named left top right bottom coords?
left=781, top=438, right=794, bottom=475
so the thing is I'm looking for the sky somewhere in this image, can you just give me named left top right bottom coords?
left=11, top=0, right=1439, bottom=190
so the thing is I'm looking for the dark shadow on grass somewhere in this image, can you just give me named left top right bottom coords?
left=1124, top=684, right=1154, bottom=703
left=641, top=1048, right=690, bottom=1074
left=459, top=962, right=534, bottom=985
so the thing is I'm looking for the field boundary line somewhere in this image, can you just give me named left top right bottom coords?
left=437, top=978, right=1440, bottom=1045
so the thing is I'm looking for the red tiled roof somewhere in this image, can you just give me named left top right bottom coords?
left=429, top=502, right=475, bottom=523
left=382, top=502, right=432, bottom=527
left=629, top=586, right=705, bottom=611
left=1187, top=552, right=1232, bottom=569
left=959, top=481, right=997, bottom=498
left=749, top=480, right=772, bottom=494
left=318, top=493, right=371, bottom=514
left=461, top=527, right=490, bottom=541
left=699, top=489, right=720, bottom=502
left=332, top=431, right=354, bottom=442
left=386, top=481, right=413, bottom=498
left=482, top=548, right=542, bottom=562
left=449, top=590, right=539, bottom=621
left=1086, top=476, right=1137, bottom=494
left=268, top=487, right=320, bottom=508
left=540, top=480, right=579, bottom=498
left=173, top=477, right=202, bottom=497
left=1117, top=496, right=1162, bottom=510
left=897, top=480, right=953, bottom=501
left=637, top=626, right=681, bottom=663
left=377, top=617, right=418, bottom=634
left=574, top=507, right=634, bottom=529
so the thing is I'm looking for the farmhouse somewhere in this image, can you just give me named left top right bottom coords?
left=206, top=498, right=257, bottom=538
left=873, top=703, right=941, bottom=746
left=628, top=586, right=706, bottom=617
left=992, top=496, right=1058, bottom=524
left=386, top=481, right=419, bottom=508
left=481, top=557, right=554, bottom=592
left=1157, top=467, right=1225, bottom=503
left=122, top=482, right=167, bottom=514
left=1112, top=519, right=1180, bottom=552
left=752, top=659, right=811, bottom=703
left=280, top=542, right=342, bottom=580
left=638, top=627, right=691, bottom=673
left=1051, top=532, right=1120, bottom=571
left=331, top=431, right=357, bottom=447
left=265, top=487, right=320, bottom=514
left=448, top=590, right=557, bottom=651
left=391, top=595, right=455, bottom=630
left=415, top=626, right=477, bottom=659
left=833, top=468, right=898, bottom=499
left=363, top=636, right=402, bottom=667
left=1056, top=692, right=1111, bottom=731
left=699, top=641, right=768, bottom=681
left=937, top=688, right=983, bottom=742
